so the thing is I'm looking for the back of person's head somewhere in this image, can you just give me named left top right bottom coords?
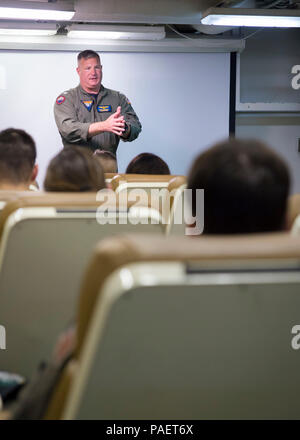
left=0, top=128, right=37, bottom=189
left=188, top=138, right=290, bottom=234
left=126, top=152, right=170, bottom=175
left=93, top=149, right=118, bottom=174
left=44, top=146, right=105, bottom=192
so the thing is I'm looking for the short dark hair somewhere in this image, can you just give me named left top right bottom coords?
left=44, top=146, right=105, bottom=192
left=0, top=128, right=36, bottom=184
left=126, top=153, right=170, bottom=175
left=188, top=138, right=290, bottom=234
left=77, top=50, right=100, bottom=64
left=93, top=150, right=118, bottom=173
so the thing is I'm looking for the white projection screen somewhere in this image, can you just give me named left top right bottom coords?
left=0, top=51, right=230, bottom=186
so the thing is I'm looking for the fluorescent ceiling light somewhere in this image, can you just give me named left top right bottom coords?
left=0, top=1, right=75, bottom=21
left=68, top=25, right=166, bottom=40
left=201, top=8, right=300, bottom=28
left=0, top=22, right=57, bottom=36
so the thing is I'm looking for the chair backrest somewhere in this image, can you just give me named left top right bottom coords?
left=0, top=190, right=35, bottom=211
left=47, top=233, right=300, bottom=420
left=104, top=173, right=118, bottom=185
left=111, top=175, right=187, bottom=232
left=287, top=193, right=300, bottom=230
left=0, top=193, right=163, bottom=378
left=291, top=215, right=300, bottom=235
left=111, top=173, right=186, bottom=193
left=165, top=178, right=187, bottom=236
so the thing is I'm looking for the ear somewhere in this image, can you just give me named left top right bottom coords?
left=76, top=66, right=80, bottom=76
left=31, top=164, right=38, bottom=182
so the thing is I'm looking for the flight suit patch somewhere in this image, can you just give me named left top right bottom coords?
left=82, top=100, right=94, bottom=112
left=97, top=105, right=112, bottom=113
left=56, top=96, right=65, bottom=105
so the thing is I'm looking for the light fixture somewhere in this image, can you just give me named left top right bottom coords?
left=0, top=21, right=57, bottom=36
left=68, top=24, right=166, bottom=41
left=0, top=1, right=75, bottom=21
left=201, top=8, right=300, bottom=28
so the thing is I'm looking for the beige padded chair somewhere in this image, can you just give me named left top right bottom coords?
left=104, top=173, right=119, bottom=185
left=0, top=190, right=37, bottom=211
left=111, top=174, right=187, bottom=230
left=287, top=193, right=300, bottom=234
left=0, top=192, right=164, bottom=378
left=287, top=193, right=300, bottom=230
left=111, top=173, right=186, bottom=193
left=46, top=232, right=300, bottom=420
left=165, top=177, right=188, bottom=236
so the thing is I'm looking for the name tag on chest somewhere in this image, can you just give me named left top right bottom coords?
left=97, top=105, right=112, bottom=113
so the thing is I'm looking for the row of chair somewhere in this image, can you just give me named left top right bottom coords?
left=44, top=232, right=300, bottom=419
left=0, top=190, right=165, bottom=377
left=0, top=175, right=186, bottom=380
left=0, top=178, right=187, bottom=378
left=1, top=186, right=300, bottom=379
left=1, top=179, right=300, bottom=418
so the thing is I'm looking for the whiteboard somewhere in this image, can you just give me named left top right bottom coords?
left=0, top=51, right=230, bottom=186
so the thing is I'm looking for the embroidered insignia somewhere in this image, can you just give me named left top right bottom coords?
left=56, top=95, right=65, bottom=105
left=82, top=100, right=94, bottom=112
left=97, top=105, right=112, bottom=113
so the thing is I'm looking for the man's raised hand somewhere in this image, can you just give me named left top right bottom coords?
left=88, top=106, right=125, bottom=137
left=104, top=106, right=125, bottom=136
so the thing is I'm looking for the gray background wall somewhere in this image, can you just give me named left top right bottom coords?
left=0, top=51, right=230, bottom=186
left=239, top=29, right=300, bottom=105
left=236, top=28, right=300, bottom=194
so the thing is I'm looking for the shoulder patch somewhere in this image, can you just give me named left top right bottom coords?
left=56, top=95, right=66, bottom=105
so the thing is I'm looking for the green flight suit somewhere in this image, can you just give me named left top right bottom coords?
left=54, top=84, right=142, bottom=154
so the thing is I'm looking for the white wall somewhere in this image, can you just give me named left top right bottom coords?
left=0, top=51, right=230, bottom=186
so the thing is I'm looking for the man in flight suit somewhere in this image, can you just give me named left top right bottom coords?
left=54, top=50, right=142, bottom=155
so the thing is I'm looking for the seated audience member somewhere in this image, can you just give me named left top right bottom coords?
left=44, top=146, right=105, bottom=192
left=0, top=326, right=76, bottom=420
left=0, top=128, right=38, bottom=190
left=188, top=138, right=290, bottom=234
left=126, top=152, right=170, bottom=175
left=93, top=150, right=118, bottom=174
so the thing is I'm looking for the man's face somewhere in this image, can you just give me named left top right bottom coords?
left=77, top=56, right=102, bottom=93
